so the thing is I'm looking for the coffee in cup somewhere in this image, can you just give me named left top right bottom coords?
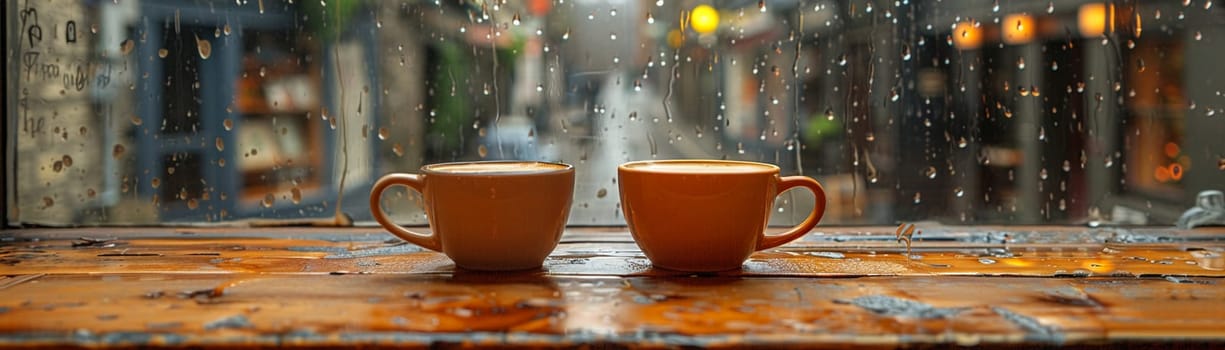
left=370, top=161, right=575, bottom=271
left=618, top=160, right=826, bottom=272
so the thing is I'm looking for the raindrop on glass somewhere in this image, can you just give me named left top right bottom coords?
left=120, top=39, right=135, bottom=55
left=196, top=35, right=212, bottom=59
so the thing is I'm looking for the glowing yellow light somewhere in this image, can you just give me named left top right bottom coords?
left=1078, top=3, right=1114, bottom=38
left=1002, top=14, right=1035, bottom=44
left=952, top=21, right=981, bottom=50
left=690, top=4, right=719, bottom=34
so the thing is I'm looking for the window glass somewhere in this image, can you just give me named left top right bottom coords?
left=7, top=0, right=1223, bottom=226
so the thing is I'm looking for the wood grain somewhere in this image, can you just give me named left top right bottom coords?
left=1, top=226, right=1222, bottom=348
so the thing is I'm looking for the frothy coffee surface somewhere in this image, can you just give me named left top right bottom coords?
left=623, top=160, right=776, bottom=174
left=429, top=161, right=568, bottom=174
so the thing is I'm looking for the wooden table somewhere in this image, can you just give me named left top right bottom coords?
left=2, top=226, right=1223, bottom=348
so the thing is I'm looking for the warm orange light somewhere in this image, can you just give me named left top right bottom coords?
left=1002, top=14, right=1035, bottom=44
left=952, top=21, right=982, bottom=50
left=1155, top=165, right=1172, bottom=182
left=1170, top=163, right=1184, bottom=181
left=528, top=0, right=551, bottom=16
left=1078, top=3, right=1113, bottom=37
left=1164, top=142, right=1180, bottom=158
left=666, top=29, right=684, bottom=48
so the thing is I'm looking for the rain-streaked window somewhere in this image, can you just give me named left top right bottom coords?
left=6, top=0, right=1223, bottom=227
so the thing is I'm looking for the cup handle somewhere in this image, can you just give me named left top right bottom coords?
left=369, top=174, right=442, bottom=252
left=756, top=176, right=827, bottom=251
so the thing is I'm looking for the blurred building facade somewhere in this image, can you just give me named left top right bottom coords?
left=6, top=0, right=1222, bottom=226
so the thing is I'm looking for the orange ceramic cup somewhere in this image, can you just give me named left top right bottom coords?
left=618, top=160, right=827, bottom=272
left=370, top=161, right=575, bottom=271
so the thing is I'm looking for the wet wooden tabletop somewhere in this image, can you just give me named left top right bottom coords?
left=1, top=225, right=1223, bottom=348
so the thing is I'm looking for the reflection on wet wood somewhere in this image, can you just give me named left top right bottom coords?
left=0, top=226, right=1223, bottom=348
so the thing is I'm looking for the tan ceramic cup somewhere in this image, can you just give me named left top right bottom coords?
left=618, top=160, right=827, bottom=272
left=370, top=161, right=575, bottom=271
